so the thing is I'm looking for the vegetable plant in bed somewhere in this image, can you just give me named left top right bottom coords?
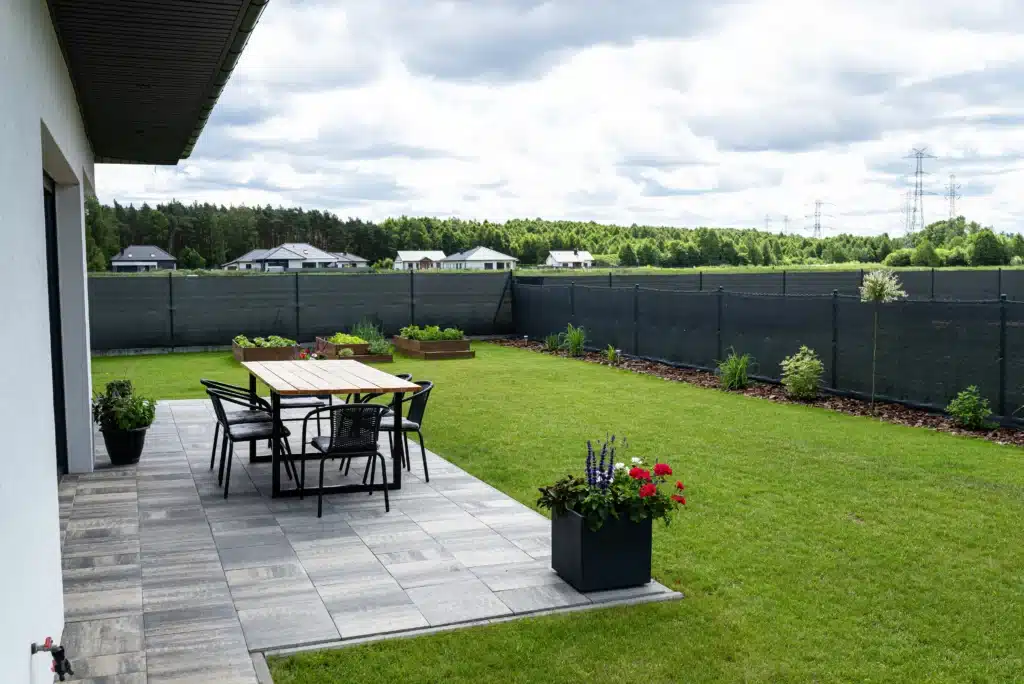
left=315, top=332, right=369, bottom=357
left=231, top=334, right=298, bottom=362
left=92, top=380, right=156, bottom=466
left=538, top=436, right=686, bottom=592
left=393, top=325, right=474, bottom=359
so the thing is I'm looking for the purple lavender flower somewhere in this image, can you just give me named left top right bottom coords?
left=586, top=440, right=595, bottom=487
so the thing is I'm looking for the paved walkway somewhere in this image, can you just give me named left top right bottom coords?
left=60, top=399, right=676, bottom=682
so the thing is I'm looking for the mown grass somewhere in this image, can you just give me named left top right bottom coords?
left=92, top=344, right=1024, bottom=683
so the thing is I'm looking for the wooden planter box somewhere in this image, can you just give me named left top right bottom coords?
left=551, top=509, right=652, bottom=592
left=232, top=342, right=297, bottom=362
left=392, top=336, right=475, bottom=360
left=315, top=337, right=371, bottom=358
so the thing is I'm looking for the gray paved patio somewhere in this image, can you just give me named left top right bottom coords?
left=60, top=399, right=676, bottom=683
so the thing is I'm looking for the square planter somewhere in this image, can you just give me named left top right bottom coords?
left=551, top=509, right=652, bottom=593
left=315, top=337, right=371, bottom=358
left=392, top=336, right=475, bottom=359
left=232, top=342, right=297, bottom=362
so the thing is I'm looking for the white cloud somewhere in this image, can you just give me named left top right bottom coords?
left=96, top=0, right=1024, bottom=235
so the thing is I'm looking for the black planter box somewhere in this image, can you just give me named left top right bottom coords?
left=551, top=509, right=652, bottom=592
left=100, top=427, right=148, bottom=466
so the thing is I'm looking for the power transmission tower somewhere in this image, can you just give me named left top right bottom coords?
left=904, top=147, right=936, bottom=233
left=764, top=214, right=772, bottom=232
left=946, top=173, right=961, bottom=221
left=807, top=200, right=834, bottom=238
left=782, top=215, right=790, bottom=235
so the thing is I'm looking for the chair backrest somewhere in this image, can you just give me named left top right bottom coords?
left=205, top=388, right=231, bottom=425
left=326, top=403, right=388, bottom=454
left=406, top=381, right=433, bottom=426
left=200, top=378, right=269, bottom=412
left=357, top=374, right=413, bottom=404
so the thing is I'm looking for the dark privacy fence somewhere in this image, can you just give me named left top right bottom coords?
left=517, top=268, right=1024, bottom=300
left=89, top=272, right=514, bottom=350
left=514, top=282, right=1024, bottom=418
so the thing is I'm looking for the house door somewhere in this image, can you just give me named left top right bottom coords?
left=44, top=175, right=69, bottom=476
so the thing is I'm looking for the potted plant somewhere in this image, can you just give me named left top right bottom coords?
left=393, top=324, right=474, bottom=359
left=538, top=436, right=686, bottom=592
left=232, top=334, right=298, bottom=362
left=92, top=380, right=156, bottom=466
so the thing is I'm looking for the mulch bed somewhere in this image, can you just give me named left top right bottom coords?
left=492, top=338, right=1024, bottom=448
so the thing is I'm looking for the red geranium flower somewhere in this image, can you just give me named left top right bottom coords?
left=671, top=494, right=686, bottom=505
left=675, top=481, right=685, bottom=491
left=629, top=467, right=651, bottom=481
left=653, top=463, right=672, bottom=476
left=638, top=483, right=657, bottom=498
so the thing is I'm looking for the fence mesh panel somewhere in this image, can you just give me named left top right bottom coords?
left=637, top=289, right=718, bottom=367
left=573, top=285, right=634, bottom=351
left=298, top=274, right=410, bottom=339
left=415, top=273, right=511, bottom=334
left=89, top=276, right=171, bottom=350
left=784, top=271, right=862, bottom=295
left=704, top=272, right=784, bottom=294
left=173, top=276, right=296, bottom=346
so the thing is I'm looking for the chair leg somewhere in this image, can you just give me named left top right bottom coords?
left=378, top=453, right=390, bottom=512
left=317, top=459, right=327, bottom=518
left=223, top=442, right=234, bottom=499
left=218, top=433, right=229, bottom=485
left=280, top=441, right=294, bottom=482
left=209, top=422, right=220, bottom=470
left=418, top=431, right=429, bottom=482
left=367, top=455, right=376, bottom=495
left=403, top=433, right=411, bottom=470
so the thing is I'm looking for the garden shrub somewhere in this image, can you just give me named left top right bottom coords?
left=717, top=349, right=752, bottom=390
left=559, top=324, right=586, bottom=357
left=544, top=334, right=561, bottom=352
left=946, top=386, right=993, bottom=430
left=780, top=346, right=823, bottom=400
left=882, top=249, right=913, bottom=267
left=604, top=345, right=621, bottom=365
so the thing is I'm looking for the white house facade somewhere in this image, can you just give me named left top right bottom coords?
left=395, top=250, right=447, bottom=270
left=442, top=246, right=519, bottom=271
left=224, top=244, right=369, bottom=271
left=546, top=250, right=595, bottom=269
left=0, top=0, right=266, bottom=679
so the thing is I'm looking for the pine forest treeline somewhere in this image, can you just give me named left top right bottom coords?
left=84, top=197, right=1024, bottom=271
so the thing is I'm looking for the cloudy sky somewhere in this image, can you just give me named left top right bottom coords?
left=95, top=0, right=1024, bottom=236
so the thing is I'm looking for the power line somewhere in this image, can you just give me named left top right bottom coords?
left=946, top=173, right=961, bottom=221
left=904, top=147, right=936, bottom=233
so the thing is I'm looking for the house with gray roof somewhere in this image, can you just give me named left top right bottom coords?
left=110, top=245, right=177, bottom=272
left=442, top=246, right=518, bottom=271
left=223, top=243, right=368, bottom=271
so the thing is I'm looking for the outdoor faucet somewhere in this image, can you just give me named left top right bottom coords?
left=32, top=637, right=74, bottom=681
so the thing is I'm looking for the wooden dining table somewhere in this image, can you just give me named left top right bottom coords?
left=242, top=359, right=420, bottom=498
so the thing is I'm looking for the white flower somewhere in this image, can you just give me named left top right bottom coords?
left=631, top=457, right=642, bottom=464
left=614, top=462, right=625, bottom=470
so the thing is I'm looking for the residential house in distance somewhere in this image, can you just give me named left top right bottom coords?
left=223, top=243, right=368, bottom=271
left=442, top=246, right=519, bottom=271
left=546, top=249, right=595, bottom=269
left=395, top=250, right=447, bottom=270
left=110, top=244, right=177, bottom=272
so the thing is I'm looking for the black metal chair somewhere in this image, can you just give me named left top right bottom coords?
left=200, top=379, right=273, bottom=471
left=353, top=373, right=412, bottom=404
left=206, top=387, right=296, bottom=499
left=293, top=403, right=390, bottom=517
left=379, top=381, right=433, bottom=482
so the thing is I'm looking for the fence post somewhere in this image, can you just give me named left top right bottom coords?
left=608, top=271, right=613, bottom=288
left=699, top=271, right=704, bottom=292
left=168, top=271, right=175, bottom=350
left=633, top=285, right=640, bottom=356
left=999, top=294, right=1007, bottom=416
left=831, top=290, right=839, bottom=389
left=716, top=286, right=723, bottom=361
left=998, top=267, right=1003, bottom=297
left=570, top=280, right=576, bottom=320
left=782, top=269, right=787, bottom=295
left=930, top=267, right=935, bottom=300
left=859, top=268, right=865, bottom=288
left=409, top=270, right=415, bottom=325
left=294, top=272, right=301, bottom=340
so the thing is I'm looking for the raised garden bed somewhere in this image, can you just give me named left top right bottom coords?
left=232, top=342, right=297, bottom=362
left=315, top=337, right=370, bottom=358
left=393, top=336, right=475, bottom=360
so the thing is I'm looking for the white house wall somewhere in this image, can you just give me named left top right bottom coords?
left=0, top=0, right=95, bottom=681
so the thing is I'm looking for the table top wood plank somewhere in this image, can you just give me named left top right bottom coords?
left=244, top=360, right=417, bottom=396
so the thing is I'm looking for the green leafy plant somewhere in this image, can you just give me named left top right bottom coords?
left=717, top=348, right=752, bottom=390
left=327, top=332, right=366, bottom=345
left=605, top=345, right=622, bottom=365
left=780, top=346, right=823, bottom=401
left=399, top=324, right=465, bottom=341
left=92, top=380, right=156, bottom=432
left=234, top=334, right=295, bottom=348
left=946, top=386, right=993, bottom=430
left=559, top=323, right=586, bottom=357
left=860, top=270, right=907, bottom=407
left=338, top=348, right=355, bottom=358
left=537, top=436, right=685, bottom=531
left=367, top=338, right=393, bottom=355
left=351, top=318, right=384, bottom=343
left=544, top=333, right=561, bottom=352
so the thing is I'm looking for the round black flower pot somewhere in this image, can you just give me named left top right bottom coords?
left=100, top=427, right=148, bottom=466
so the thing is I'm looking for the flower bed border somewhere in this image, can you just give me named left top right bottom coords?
left=493, top=338, right=1024, bottom=448
left=232, top=342, right=297, bottom=362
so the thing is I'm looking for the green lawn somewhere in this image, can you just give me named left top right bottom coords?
left=92, top=344, right=1024, bottom=683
